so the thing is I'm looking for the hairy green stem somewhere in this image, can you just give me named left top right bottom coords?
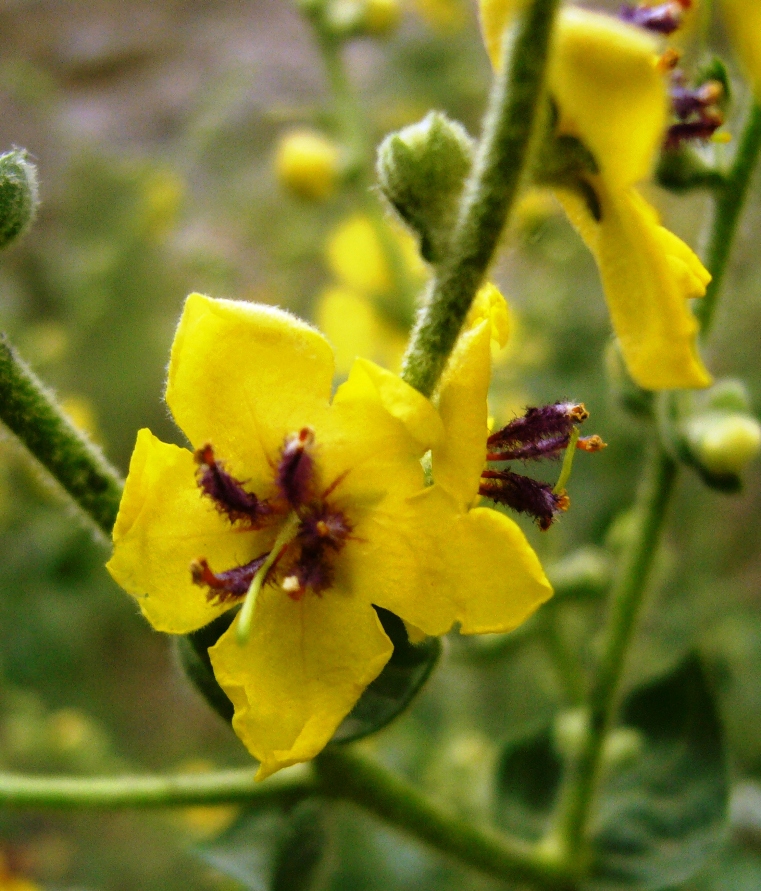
left=696, top=102, right=761, bottom=334
left=0, top=765, right=315, bottom=809
left=556, top=101, right=761, bottom=867
left=316, top=748, right=573, bottom=890
left=0, top=335, right=124, bottom=538
left=556, top=449, right=677, bottom=865
left=401, top=0, right=561, bottom=397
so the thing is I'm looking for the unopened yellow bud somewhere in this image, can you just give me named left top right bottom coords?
left=275, top=130, right=340, bottom=201
left=687, top=411, right=761, bottom=476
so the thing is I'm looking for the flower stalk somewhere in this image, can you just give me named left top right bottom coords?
left=401, top=0, right=561, bottom=397
left=0, top=334, right=124, bottom=539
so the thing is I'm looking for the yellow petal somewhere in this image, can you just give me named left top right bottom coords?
left=478, top=0, right=527, bottom=68
left=107, top=429, right=271, bottom=634
left=343, top=485, right=551, bottom=637
left=549, top=9, right=667, bottom=189
left=432, top=317, right=491, bottom=507
left=166, top=294, right=334, bottom=485
left=316, top=286, right=382, bottom=376
left=332, top=357, right=443, bottom=453
left=466, top=282, right=511, bottom=348
left=209, top=587, right=393, bottom=779
left=720, top=0, right=761, bottom=95
left=556, top=181, right=712, bottom=390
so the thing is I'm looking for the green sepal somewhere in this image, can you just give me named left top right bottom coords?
left=175, top=612, right=236, bottom=725
left=0, top=148, right=39, bottom=249
left=376, top=112, right=474, bottom=264
left=331, top=606, right=441, bottom=743
left=656, top=148, right=725, bottom=194
left=194, top=798, right=331, bottom=891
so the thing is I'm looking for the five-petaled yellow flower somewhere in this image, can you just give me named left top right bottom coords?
left=107, top=292, right=551, bottom=779
left=480, top=4, right=712, bottom=391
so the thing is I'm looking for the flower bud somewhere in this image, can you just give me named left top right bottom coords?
left=704, top=378, right=751, bottom=414
left=0, top=149, right=39, bottom=249
left=602, top=726, right=643, bottom=769
left=686, top=411, right=761, bottom=478
left=275, top=130, right=340, bottom=202
left=376, top=112, right=473, bottom=263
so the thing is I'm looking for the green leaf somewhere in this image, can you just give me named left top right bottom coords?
left=590, top=655, right=729, bottom=890
left=176, top=606, right=440, bottom=746
left=331, top=606, right=441, bottom=744
left=494, top=721, right=562, bottom=842
left=195, top=799, right=331, bottom=891
left=493, top=656, right=728, bottom=890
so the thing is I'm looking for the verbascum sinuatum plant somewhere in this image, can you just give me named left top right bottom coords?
left=107, top=290, right=552, bottom=779
left=480, top=3, right=712, bottom=391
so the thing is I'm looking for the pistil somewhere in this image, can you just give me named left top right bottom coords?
left=237, top=511, right=302, bottom=645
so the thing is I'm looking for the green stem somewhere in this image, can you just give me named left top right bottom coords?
left=0, top=335, right=124, bottom=538
left=0, top=765, right=315, bottom=809
left=696, top=102, right=761, bottom=335
left=401, top=0, right=561, bottom=397
left=315, top=748, right=573, bottom=890
left=555, top=449, right=677, bottom=865
left=554, top=98, right=761, bottom=867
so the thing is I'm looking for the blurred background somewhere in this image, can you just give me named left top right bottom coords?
left=0, top=0, right=760, bottom=887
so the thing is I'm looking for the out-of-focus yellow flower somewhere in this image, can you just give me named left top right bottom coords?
left=364, top=0, right=402, bottom=34
left=0, top=854, right=40, bottom=891
left=175, top=759, right=239, bottom=839
left=408, top=0, right=468, bottom=32
left=719, top=0, right=761, bottom=95
left=319, top=213, right=427, bottom=374
left=60, top=395, right=100, bottom=442
left=479, top=5, right=712, bottom=390
left=275, top=130, right=340, bottom=202
left=107, top=293, right=551, bottom=778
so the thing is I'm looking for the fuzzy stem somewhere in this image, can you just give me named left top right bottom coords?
left=316, top=748, right=573, bottom=890
left=401, top=0, right=561, bottom=397
left=0, top=334, right=124, bottom=538
left=696, top=102, right=761, bottom=335
left=0, top=765, right=315, bottom=809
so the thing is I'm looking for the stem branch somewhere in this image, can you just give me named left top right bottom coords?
left=401, top=0, right=561, bottom=397
left=0, top=335, right=124, bottom=538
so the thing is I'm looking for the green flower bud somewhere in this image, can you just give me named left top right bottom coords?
left=601, top=727, right=643, bottom=770
left=0, top=149, right=39, bottom=249
left=686, top=411, right=761, bottom=478
left=704, top=378, right=752, bottom=414
left=376, top=111, right=474, bottom=264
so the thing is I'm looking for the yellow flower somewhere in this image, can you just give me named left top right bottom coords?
left=479, top=5, right=712, bottom=391
left=275, top=130, right=340, bottom=202
left=318, top=213, right=426, bottom=374
left=720, top=0, right=761, bottom=95
left=107, top=293, right=551, bottom=779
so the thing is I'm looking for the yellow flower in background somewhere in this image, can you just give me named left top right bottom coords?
left=318, top=213, right=427, bottom=374
left=275, top=130, right=340, bottom=202
left=107, top=293, right=551, bottom=779
left=479, top=4, right=712, bottom=391
left=408, top=0, right=468, bottom=33
left=720, top=0, right=761, bottom=95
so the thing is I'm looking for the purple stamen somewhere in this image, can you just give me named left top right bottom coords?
left=191, top=552, right=270, bottom=604
left=277, top=428, right=316, bottom=508
left=195, top=444, right=272, bottom=526
left=487, top=403, right=588, bottom=459
left=619, top=2, right=685, bottom=34
left=480, top=469, right=569, bottom=531
left=665, top=112, right=723, bottom=150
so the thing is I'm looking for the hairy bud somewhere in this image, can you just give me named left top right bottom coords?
left=376, top=112, right=473, bottom=263
left=0, top=149, right=39, bottom=250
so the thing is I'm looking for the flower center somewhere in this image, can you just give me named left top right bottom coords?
left=190, top=428, right=353, bottom=617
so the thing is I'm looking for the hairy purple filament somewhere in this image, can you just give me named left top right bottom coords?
left=619, top=2, right=686, bottom=35
left=277, top=428, right=316, bottom=508
left=480, top=470, right=569, bottom=532
left=665, top=72, right=724, bottom=150
left=191, top=553, right=270, bottom=604
left=487, top=403, right=588, bottom=459
left=191, top=431, right=352, bottom=604
left=195, top=444, right=272, bottom=526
